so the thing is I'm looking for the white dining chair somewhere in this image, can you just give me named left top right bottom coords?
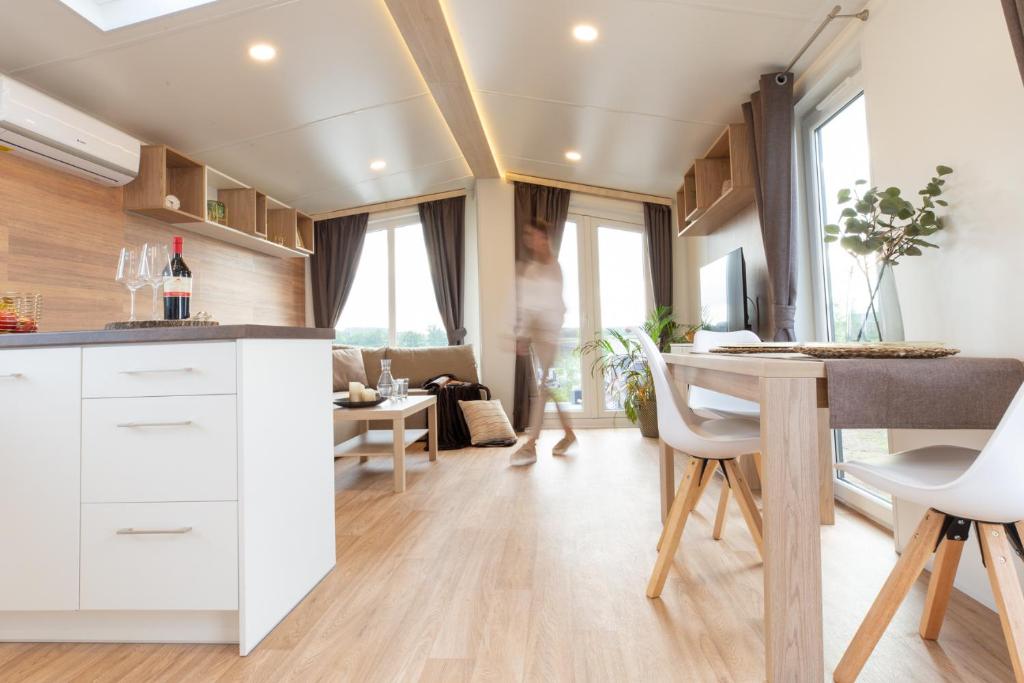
left=634, top=328, right=763, bottom=599
left=689, top=329, right=764, bottom=540
left=833, top=385, right=1024, bottom=683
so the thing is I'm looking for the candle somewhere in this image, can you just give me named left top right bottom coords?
left=361, top=388, right=378, bottom=402
left=348, top=382, right=364, bottom=399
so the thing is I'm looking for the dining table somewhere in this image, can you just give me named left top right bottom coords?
left=662, top=350, right=831, bottom=681
left=660, top=349, right=1024, bottom=682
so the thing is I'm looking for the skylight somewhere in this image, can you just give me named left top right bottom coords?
left=58, top=0, right=218, bottom=31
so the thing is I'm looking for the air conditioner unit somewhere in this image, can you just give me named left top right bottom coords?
left=0, top=76, right=140, bottom=186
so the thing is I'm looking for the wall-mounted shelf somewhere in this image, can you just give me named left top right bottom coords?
left=677, top=123, right=756, bottom=237
left=124, top=145, right=313, bottom=259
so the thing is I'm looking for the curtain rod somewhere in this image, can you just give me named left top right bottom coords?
left=777, top=4, right=869, bottom=85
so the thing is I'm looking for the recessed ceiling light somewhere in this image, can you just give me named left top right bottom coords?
left=572, top=24, right=599, bottom=42
left=369, top=160, right=387, bottom=171
left=565, top=150, right=582, bottom=162
left=248, top=43, right=277, bottom=62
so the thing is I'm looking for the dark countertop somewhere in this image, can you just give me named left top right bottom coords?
left=0, top=325, right=334, bottom=349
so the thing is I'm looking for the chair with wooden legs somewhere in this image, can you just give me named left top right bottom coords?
left=833, top=384, right=1024, bottom=682
left=690, top=329, right=763, bottom=543
left=634, top=329, right=764, bottom=599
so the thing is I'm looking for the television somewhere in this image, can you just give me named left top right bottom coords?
left=699, top=248, right=749, bottom=332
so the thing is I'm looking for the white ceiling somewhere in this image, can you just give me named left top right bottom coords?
left=0, top=0, right=866, bottom=211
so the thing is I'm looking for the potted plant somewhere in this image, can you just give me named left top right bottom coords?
left=825, top=165, right=953, bottom=341
left=577, top=306, right=698, bottom=438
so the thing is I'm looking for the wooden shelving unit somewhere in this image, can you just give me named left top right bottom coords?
left=676, top=123, right=756, bottom=237
left=124, top=144, right=313, bottom=259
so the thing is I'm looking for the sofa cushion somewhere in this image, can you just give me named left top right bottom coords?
left=387, top=345, right=479, bottom=387
left=331, top=348, right=367, bottom=392
left=459, top=399, right=516, bottom=447
left=359, top=347, right=388, bottom=387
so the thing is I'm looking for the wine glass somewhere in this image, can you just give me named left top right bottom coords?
left=115, top=247, right=146, bottom=322
left=141, top=243, right=171, bottom=320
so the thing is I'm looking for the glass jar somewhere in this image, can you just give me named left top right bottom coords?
left=377, top=359, right=395, bottom=398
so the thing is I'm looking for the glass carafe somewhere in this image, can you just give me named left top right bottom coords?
left=377, top=359, right=395, bottom=399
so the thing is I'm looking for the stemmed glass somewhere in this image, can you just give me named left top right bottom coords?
left=141, top=243, right=171, bottom=320
left=115, top=247, right=147, bottom=322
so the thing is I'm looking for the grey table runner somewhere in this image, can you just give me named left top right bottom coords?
left=824, top=357, right=1024, bottom=430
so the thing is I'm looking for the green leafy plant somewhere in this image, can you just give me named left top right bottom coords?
left=823, top=165, right=953, bottom=339
left=576, top=306, right=695, bottom=424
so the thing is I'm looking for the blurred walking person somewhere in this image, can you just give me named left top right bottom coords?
left=512, top=219, right=576, bottom=466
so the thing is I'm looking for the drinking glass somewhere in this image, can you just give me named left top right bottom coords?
left=395, top=378, right=409, bottom=399
left=141, top=243, right=171, bottom=320
left=115, top=247, right=147, bottom=322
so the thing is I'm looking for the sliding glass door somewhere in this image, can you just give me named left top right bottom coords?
left=546, top=214, right=650, bottom=422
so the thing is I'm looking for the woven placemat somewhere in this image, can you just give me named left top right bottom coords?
left=798, top=343, right=959, bottom=359
left=710, top=343, right=801, bottom=354
left=105, top=320, right=219, bottom=330
left=710, top=342, right=959, bottom=359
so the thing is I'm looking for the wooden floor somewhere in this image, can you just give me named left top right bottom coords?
left=0, top=429, right=1014, bottom=682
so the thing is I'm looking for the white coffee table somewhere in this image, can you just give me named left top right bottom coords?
left=332, top=394, right=438, bottom=493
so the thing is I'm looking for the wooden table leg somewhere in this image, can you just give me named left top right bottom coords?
left=360, top=420, right=370, bottom=464
left=659, top=439, right=674, bottom=523
left=393, top=418, right=406, bottom=493
left=427, top=402, right=438, bottom=462
left=817, top=406, right=836, bottom=526
left=761, top=376, right=823, bottom=682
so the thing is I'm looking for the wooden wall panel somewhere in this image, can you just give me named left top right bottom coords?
left=0, top=154, right=305, bottom=332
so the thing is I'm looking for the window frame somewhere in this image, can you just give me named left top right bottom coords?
left=799, top=76, right=894, bottom=529
left=545, top=213, right=652, bottom=424
left=336, top=209, right=445, bottom=348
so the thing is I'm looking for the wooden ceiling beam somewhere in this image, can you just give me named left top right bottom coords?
left=311, top=188, right=467, bottom=221
left=383, top=0, right=500, bottom=179
left=505, top=172, right=674, bottom=206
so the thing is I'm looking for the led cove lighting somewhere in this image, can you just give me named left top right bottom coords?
left=370, top=160, right=387, bottom=171
left=565, top=150, right=582, bottom=162
left=248, top=43, right=277, bottom=62
left=572, top=24, right=598, bottom=42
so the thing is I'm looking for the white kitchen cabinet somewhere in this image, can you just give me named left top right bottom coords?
left=0, top=347, right=81, bottom=611
left=0, top=327, right=334, bottom=655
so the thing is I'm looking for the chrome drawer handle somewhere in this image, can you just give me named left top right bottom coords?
left=117, top=527, right=193, bottom=535
left=118, top=367, right=195, bottom=375
left=116, top=420, right=193, bottom=428
left=0, top=372, right=23, bottom=379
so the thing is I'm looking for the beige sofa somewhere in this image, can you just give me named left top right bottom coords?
left=332, top=345, right=480, bottom=446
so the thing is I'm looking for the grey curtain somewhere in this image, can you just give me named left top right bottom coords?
left=743, top=73, right=797, bottom=341
left=643, top=202, right=673, bottom=311
left=419, top=196, right=466, bottom=345
left=512, top=181, right=571, bottom=431
left=1003, top=0, right=1024, bottom=86
left=310, top=213, right=369, bottom=328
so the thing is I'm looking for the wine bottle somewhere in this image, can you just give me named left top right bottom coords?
left=163, top=235, right=192, bottom=320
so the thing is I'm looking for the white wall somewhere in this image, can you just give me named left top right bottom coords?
left=474, top=178, right=518, bottom=411
left=857, top=0, right=1024, bottom=609
left=463, top=187, right=482, bottom=355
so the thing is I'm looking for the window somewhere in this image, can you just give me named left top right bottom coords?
left=546, top=214, right=651, bottom=421
left=335, top=217, right=446, bottom=348
left=804, top=86, right=893, bottom=522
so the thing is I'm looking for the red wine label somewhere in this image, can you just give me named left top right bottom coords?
left=163, top=275, right=192, bottom=298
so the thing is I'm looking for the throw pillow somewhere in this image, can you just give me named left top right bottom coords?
left=458, top=399, right=517, bottom=447
left=332, top=347, right=368, bottom=392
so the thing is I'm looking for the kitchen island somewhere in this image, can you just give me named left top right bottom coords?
left=0, top=325, right=335, bottom=655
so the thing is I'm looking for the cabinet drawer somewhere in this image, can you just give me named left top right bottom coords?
left=83, top=395, right=237, bottom=503
left=80, top=502, right=238, bottom=611
left=83, top=342, right=236, bottom=398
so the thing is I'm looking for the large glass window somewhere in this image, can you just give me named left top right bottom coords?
left=545, top=214, right=650, bottom=419
left=335, top=220, right=446, bottom=348
left=807, top=89, right=892, bottom=513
